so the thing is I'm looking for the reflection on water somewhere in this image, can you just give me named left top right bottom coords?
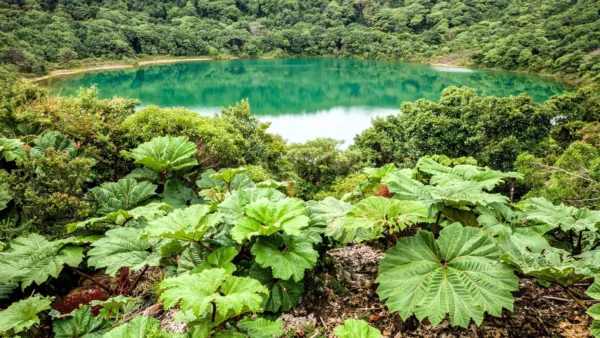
left=45, top=58, right=574, bottom=143
left=263, top=107, right=398, bottom=145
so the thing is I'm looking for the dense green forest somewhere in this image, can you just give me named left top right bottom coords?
left=1, top=0, right=600, bottom=83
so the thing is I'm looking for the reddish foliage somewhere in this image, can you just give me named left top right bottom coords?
left=376, top=184, right=394, bottom=198
left=52, top=287, right=109, bottom=315
left=115, top=267, right=132, bottom=296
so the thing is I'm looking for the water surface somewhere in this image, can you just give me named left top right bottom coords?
left=45, top=59, right=573, bottom=144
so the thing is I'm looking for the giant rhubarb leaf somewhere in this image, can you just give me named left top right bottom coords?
left=231, top=198, right=309, bottom=243
left=237, top=317, right=284, bottom=338
left=87, top=227, right=161, bottom=276
left=343, top=196, right=428, bottom=242
left=334, top=319, right=382, bottom=338
left=122, top=136, right=198, bottom=172
left=103, top=315, right=162, bottom=338
left=190, top=246, right=238, bottom=275
left=67, top=203, right=171, bottom=234
left=217, top=188, right=285, bottom=225
left=308, top=197, right=353, bottom=242
left=0, top=137, right=25, bottom=162
left=89, top=178, right=157, bottom=214
left=0, top=296, right=53, bottom=334
left=499, top=235, right=596, bottom=287
left=376, top=223, right=518, bottom=328
left=145, top=204, right=222, bottom=242
left=53, top=305, right=111, bottom=338
left=251, top=235, right=318, bottom=282
left=587, top=276, right=600, bottom=337
left=384, top=171, right=508, bottom=211
left=30, top=131, right=75, bottom=158
left=249, top=263, right=304, bottom=313
left=0, top=234, right=84, bottom=290
left=524, top=197, right=600, bottom=232
left=159, top=268, right=268, bottom=325
left=417, top=157, right=521, bottom=191
left=0, top=181, right=12, bottom=212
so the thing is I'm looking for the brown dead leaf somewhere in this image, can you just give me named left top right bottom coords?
left=369, top=315, right=381, bottom=322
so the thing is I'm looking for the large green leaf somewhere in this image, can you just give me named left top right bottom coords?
left=343, top=197, right=428, bottom=242
left=53, top=305, right=111, bottom=338
left=0, top=295, right=53, bottom=334
left=333, top=319, right=382, bottom=338
left=210, top=168, right=247, bottom=186
left=586, top=276, right=600, bottom=337
left=308, top=197, right=353, bottom=242
left=160, top=268, right=268, bottom=325
left=30, top=131, right=76, bottom=158
left=87, top=227, right=161, bottom=276
left=89, top=178, right=157, bottom=214
left=237, top=317, right=284, bottom=338
left=351, top=164, right=401, bottom=198
left=0, top=137, right=25, bottom=162
left=122, top=136, right=198, bottom=172
left=190, top=246, right=238, bottom=275
left=196, top=169, right=227, bottom=190
left=103, top=315, right=162, bottom=338
left=90, top=295, right=142, bottom=319
left=364, top=164, right=399, bottom=180
left=197, top=168, right=255, bottom=192
left=476, top=203, right=550, bottom=252
left=417, top=157, right=521, bottom=191
left=67, top=203, right=172, bottom=234
left=231, top=198, right=309, bottom=243
left=248, top=264, right=303, bottom=313
left=0, top=282, right=16, bottom=300
left=251, top=234, right=318, bottom=282
left=125, top=167, right=160, bottom=182
left=499, top=235, right=595, bottom=287
left=161, top=180, right=203, bottom=209
left=385, top=171, right=508, bottom=212
left=524, top=197, right=600, bottom=232
left=0, top=234, right=84, bottom=289
left=177, top=242, right=210, bottom=274
left=217, top=188, right=285, bottom=226
left=145, top=204, right=222, bottom=242
left=376, top=223, right=519, bottom=328
left=477, top=202, right=525, bottom=235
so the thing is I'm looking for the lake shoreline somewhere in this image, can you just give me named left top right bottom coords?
left=27, top=55, right=580, bottom=88
left=27, top=57, right=214, bottom=82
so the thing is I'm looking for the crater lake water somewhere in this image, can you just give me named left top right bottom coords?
left=45, top=58, right=574, bottom=145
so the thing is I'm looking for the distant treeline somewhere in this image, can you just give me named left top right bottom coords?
left=0, top=0, right=599, bottom=83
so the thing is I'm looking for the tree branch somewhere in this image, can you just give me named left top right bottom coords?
left=68, top=265, right=111, bottom=293
left=129, top=265, right=149, bottom=295
left=564, top=287, right=588, bottom=311
left=539, top=164, right=596, bottom=183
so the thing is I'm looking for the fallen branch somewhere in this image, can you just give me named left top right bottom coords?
left=129, top=265, right=149, bottom=295
left=564, top=287, right=589, bottom=311
left=543, top=296, right=570, bottom=302
left=319, top=316, right=329, bottom=331
left=68, top=265, right=111, bottom=293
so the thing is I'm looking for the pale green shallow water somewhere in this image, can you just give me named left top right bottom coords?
left=45, top=58, right=574, bottom=144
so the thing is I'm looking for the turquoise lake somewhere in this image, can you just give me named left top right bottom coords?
left=45, top=58, right=574, bottom=144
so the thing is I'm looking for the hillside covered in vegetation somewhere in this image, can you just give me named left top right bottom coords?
left=1, top=0, right=600, bottom=83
